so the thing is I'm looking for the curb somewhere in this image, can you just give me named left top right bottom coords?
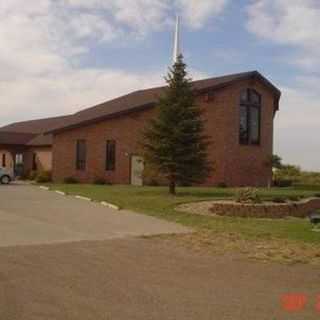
left=101, top=201, right=120, bottom=211
left=55, top=191, right=66, bottom=196
left=75, top=195, right=92, bottom=202
left=38, top=187, right=120, bottom=211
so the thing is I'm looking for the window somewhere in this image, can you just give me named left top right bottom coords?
left=106, top=140, right=116, bottom=171
left=76, top=140, right=86, bottom=170
left=239, top=89, right=261, bottom=145
left=2, top=154, right=6, bottom=167
left=32, top=153, right=37, bottom=171
left=15, top=154, right=23, bottom=165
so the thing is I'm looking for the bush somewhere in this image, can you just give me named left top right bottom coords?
left=36, top=171, right=52, bottom=183
left=272, top=197, right=287, bottom=204
left=314, top=193, right=320, bottom=198
left=93, top=178, right=107, bottom=185
left=288, top=195, right=300, bottom=202
left=217, top=182, right=227, bottom=188
left=273, top=179, right=293, bottom=188
left=18, top=172, right=29, bottom=181
left=63, top=176, right=79, bottom=184
left=28, top=171, right=37, bottom=181
left=235, top=188, right=262, bottom=204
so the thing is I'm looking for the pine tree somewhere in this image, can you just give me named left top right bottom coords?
left=143, top=55, right=211, bottom=195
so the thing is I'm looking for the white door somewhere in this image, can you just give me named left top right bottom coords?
left=131, top=156, right=144, bottom=186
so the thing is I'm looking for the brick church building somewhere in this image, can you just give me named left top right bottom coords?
left=0, top=70, right=281, bottom=187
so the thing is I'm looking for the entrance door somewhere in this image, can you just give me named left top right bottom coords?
left=131, top=156, right=144, bottom=186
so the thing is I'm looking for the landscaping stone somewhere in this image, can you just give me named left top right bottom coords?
left=178, top=198, right=320, bottom=219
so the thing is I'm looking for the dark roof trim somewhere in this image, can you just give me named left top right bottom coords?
left=47, top=71, right=281, bottom=135
left=196, top=71, right=281, bottom=108
left=0, top=132, right=36, bottom=146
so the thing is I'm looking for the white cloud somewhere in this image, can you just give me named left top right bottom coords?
left=176, top=0, right=228, bottom=28
left=65, top=0, right=229, bottom=31
left=246, top=0, right=320, bottom=71
left=0, top=1, right=217, bottom=127
left=0, top=68, right=165, bottom=126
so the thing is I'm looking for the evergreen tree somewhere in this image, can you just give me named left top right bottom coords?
left=143, top=55, right=211, bottom=194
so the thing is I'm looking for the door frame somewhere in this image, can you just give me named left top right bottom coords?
left=129, top=154, right=144, bottom=186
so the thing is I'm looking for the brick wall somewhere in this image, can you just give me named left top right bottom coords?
left=52, top=79, right=277, bottom=186
left=24, top=147, right=52, bottom=173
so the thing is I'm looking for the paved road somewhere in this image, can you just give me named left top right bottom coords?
left=0, top=238, right=319, bottom=320
left=0, top=183, right=189, bottom=247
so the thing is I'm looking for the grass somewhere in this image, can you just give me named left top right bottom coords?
left=46, top=184, right=320, bottom=244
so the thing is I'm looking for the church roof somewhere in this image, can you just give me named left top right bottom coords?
left=0, top=132, right=36, bottom=146
left=0, top=115, right=70, bottom=146
left=0, top=71, right=281, bottom=145
left=48, top=71, right=281, bottom=134
left=0, top=115, right=71, bottom=134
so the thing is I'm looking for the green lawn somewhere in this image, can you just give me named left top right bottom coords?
left=46, top=184, right=320, bottom=244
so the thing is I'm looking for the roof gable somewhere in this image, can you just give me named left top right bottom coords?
left=47, top=71, right=280, bottom=134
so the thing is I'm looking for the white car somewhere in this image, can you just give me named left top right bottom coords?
left=0, top=168, right=13, bottom=184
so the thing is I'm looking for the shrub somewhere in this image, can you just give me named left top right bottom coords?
left=217, top=182, right=227, bottom=188
left=273, top=179, right=293, bottom=188
left=93, top=178, right=107, bottom=185
left=36, top=171, right=52, bottom=183
left=288, top=195, right=300, bottom=202
left=314, top=193, right=320, bottom=198
left=18, top=172, right=29, bottom=181
left=28, top=171, right=37, bottom=181
left=63, top=176, right=79, bottom=184
left=235, top=188, right=262, bottom=204
left=272, top=197, right=287, bottom=204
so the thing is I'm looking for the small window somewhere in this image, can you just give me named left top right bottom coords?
left=239, top=89, right=261, bottom=145
left=2, top=154, right=6, bottom=167
left=15, top=154, right=23, bottom=165
left=32, top=153, right=37, bottom=171
left=76, top=140, right=86, bottom=171
left=106, top=140, right=116, bottom=171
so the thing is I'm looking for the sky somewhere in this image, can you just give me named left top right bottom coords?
left=0, top=0, right=319, bottom=171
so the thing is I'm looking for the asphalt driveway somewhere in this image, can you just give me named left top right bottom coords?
left=0, top=183, right=189, bottom=247
left=0, top=183, right=319, bottom=319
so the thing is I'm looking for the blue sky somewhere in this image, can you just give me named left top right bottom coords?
left=0, top=0, right=319, bottom=170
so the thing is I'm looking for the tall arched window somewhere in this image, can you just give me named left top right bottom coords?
left=239, top=89, right=261, bottom=145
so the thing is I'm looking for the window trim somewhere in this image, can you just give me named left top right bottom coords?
left=239, top=89, right=261, bottom=146
left=76, top=139, right=87, bottom=171
left=106, top=140, right=116, bottom=171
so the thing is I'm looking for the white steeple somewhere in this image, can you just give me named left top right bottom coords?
left=172, top=15, right=181, bottom=64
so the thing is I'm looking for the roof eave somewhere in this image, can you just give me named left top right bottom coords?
left=46, top=102, right=157, bottom=135
left=46, top=71, right=282, bottom=135
left=196, top=71, right=281, bottom=111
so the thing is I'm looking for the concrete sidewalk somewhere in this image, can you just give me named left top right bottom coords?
left=0, top=184, right=190, bottom=247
